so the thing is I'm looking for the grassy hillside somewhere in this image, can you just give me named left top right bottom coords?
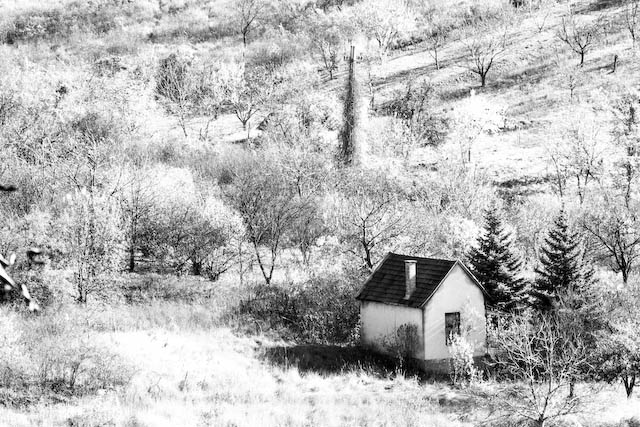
left=2, top=0, right=640, bottom=425
left=0, top=0, right=632, bottom=186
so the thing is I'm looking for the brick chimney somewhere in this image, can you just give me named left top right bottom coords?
left=404, top=260, right=416, bottom=299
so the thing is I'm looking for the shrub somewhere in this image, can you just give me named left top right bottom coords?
left=236, top=275, right=361, bottom=344
left=247, top=28, right=303, bottom=73
left=56, top=190, right=124, bottom=304
left=383, top=81, right=449, bottom=147
left=381, top=324, right=420, bottom=371
left=0, top=306, right=132, bottom=403
left=12, top=268, right=54, bottom=309
left=2, top=4, right=118, bottom=44
left=448, top=333, right=479, bottom=387
left=148, top=7, right=236, bottom=43
left=22, top=311, right=132, bottom=394
left=121, top=274, right=216, bottom=304
left=624, top=418, right=640, bottom=427
left=156, top=53, right=189, bottom=103
left=0, top=309, right=29, bottom=389
left=295, top=277, right=361, bottom=343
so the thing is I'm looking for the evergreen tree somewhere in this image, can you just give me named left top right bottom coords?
left=339, top=46, right=366, bottom=166
left=467, top=207, right=527, bottom=311
left=533, top=209, right=592, bottom=310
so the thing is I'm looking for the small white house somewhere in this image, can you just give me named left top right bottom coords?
left=356, top=252, right=488, bottom=371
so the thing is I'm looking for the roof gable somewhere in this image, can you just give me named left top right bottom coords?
left=356, top=253, right=462, bottom=308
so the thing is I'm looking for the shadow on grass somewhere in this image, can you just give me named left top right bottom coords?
left=260, top=344, right=444, bottom=381
left=573, top=0, right=628, bottom=13
left=487, top=62, right=554, bottom=92
left=373, top=53, right=470, bottom=93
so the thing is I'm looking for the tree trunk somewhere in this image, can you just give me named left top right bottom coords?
left=363, top=245, right=373, bottom=270
left=180, top=119, right=188, bottom=137
left=569, top=380, right=575, bottom=398
left=253, top=241, right=272, bottom=285
left=238, top=241, right=244, bottom=287
left=624, top=374, right=636, bottom=398
left=128, top=245, right=135, bottom=272
left=480, top=72, right=486, bottom=87
left=191, top=260, right=202, bottom=276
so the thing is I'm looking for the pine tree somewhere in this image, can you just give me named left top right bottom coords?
left=533, top=209, right=592, bottom=310
left=467, top=207, right=527, bottom=312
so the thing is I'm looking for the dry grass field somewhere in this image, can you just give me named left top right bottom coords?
left=0, top=303, right=640, bottom=427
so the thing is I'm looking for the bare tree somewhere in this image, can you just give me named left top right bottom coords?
left=556, top=13, right=599, bottom=67
left=426, top=23, right=449, bottom=70
left=597, top=283, right=640, bottom=398
left=120, top=165, right=157, bottom=273
left=277, top=149, right=328, bottom=265
left=63, top=190, right=123, bottom=304
left=625, top=0, right=639, bottom=50
left=449, top=92, right=503, bottom=165
left=225, top=65, right=276, bottom=139
left=157, top=198, right=238, bottom=277
left=193, top=63, right=225, bottom=141
left=56, top=112, right=125, bottom=303
left=355, top=0, right=414, bottom=59
left=490, top=311, right=595, bottom=427
left=388, top=81, right=449, bottom=145
left=156, top=54, right=193, bottom=137
left=335, top=170, right=404, bottom=270
left=534, top=11, right=550, bottom=34
left=156, top=55, right=225, bottom=139
left=547, top=115, right=603, bottom=204
left=463, top=26, right=508, bottom=87
left=611, top=92, right=640, bottom=209
left=225, top=157, right=307, bottom=285
left=556, top=57, right=585, bottom=102
left=307, top=12, right=347, bottom=80
left=582, top=198, right=640, bottom=285
left=237, top=0, right=264, bottom=48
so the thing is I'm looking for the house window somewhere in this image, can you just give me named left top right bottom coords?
left=445, top=312, right=461, bottom=346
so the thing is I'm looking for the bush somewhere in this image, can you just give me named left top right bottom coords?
left=121, top=274, right=216, bottom=304
left=148, top=7, right=236, bottom=43
left=381, top=324, right=420, bottom=371
left=448, top=333, right=480, bottom=387
left=0, top=307, right=132, bottom=404
left=12, top=268, right=54, bottom=309
left=155, top=53, right=189, bottom=103
left=237, top=274, right=361, bottom=344
left=2, top=4, right=118, bottom=44
left=0, top=310, right=29, bottom=389
left=247, top=29, right=303, bottom=73
left=22, top=311, right=132, bottom=394
left=383, top=81, right=449, bottom=147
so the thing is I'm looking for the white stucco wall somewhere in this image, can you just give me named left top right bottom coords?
left=360, top=301, right=424, bottom=359
left=422, top=264, right=486, bottom=360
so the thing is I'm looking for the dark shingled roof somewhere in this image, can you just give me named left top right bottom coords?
left=356, top=253, right=464, bottom=308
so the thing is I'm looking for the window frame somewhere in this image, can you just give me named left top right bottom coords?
left=445, top=312, right=461, bottom=346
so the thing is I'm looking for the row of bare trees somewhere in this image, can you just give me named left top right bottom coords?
left=302, top=0, right=640, bottom=92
